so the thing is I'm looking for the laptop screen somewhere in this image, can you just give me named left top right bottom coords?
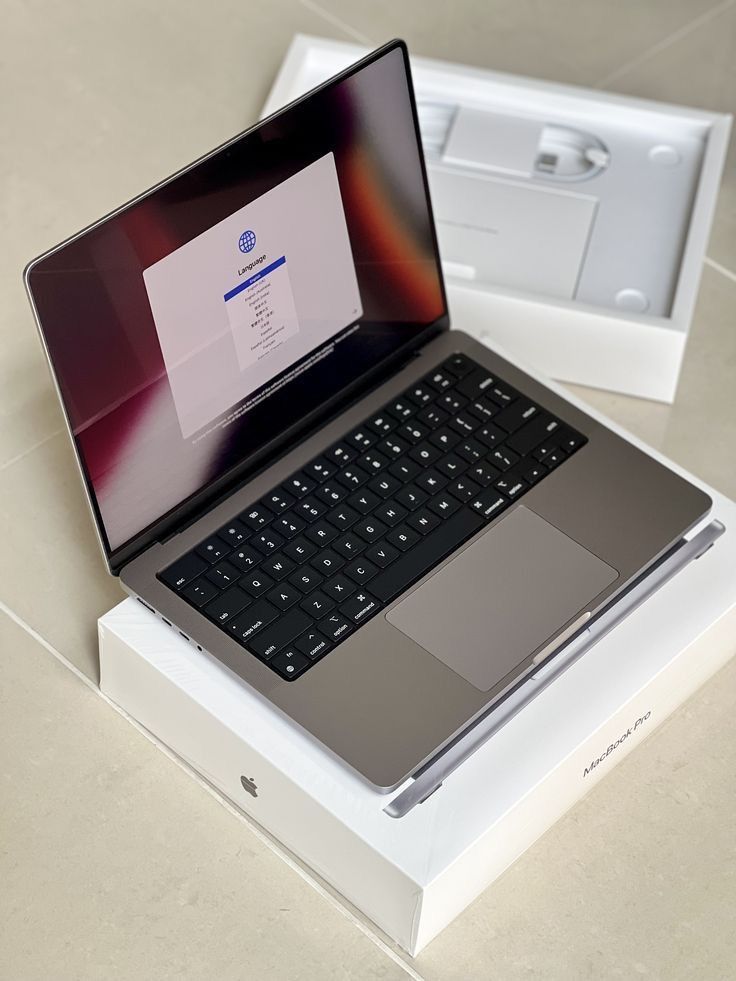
left=26, top=43, right=446, bottom=566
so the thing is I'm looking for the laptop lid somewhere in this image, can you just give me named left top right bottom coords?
left=25, top=41, right=448, bottom=575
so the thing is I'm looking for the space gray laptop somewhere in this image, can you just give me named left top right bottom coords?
left=25, top=41, right=711, bottom=792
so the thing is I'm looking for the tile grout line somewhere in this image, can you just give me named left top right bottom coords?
left=593, top=0, right=736, bottom=89
left=0, top=601, right=426, bottom=981
left=0, top=427, right=63, bottom=473
left=705, top=255, right=736, bottom=285
left=298, top=0, right=375, bottom=46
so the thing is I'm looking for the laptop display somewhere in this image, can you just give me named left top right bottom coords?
left=27, top=45, right=445, bottom=563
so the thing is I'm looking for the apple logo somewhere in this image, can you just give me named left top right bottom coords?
left=240, top=775, right=258, bottom=798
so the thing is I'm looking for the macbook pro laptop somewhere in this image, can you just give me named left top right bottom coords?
left=25, top=41, right=711, bottom=792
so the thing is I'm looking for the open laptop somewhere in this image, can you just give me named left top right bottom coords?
left=25, top=41, right=711, bottom=792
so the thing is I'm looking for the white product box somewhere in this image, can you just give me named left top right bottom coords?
left=261, top=36, right=731, bottom=402
left=99, top=380, right=736, bottom=957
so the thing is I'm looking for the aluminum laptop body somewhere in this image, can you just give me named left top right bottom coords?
left=25, top=41, right=711, bottom=792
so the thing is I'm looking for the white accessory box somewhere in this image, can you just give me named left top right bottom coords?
left=99, top=370, right=736, bottom=957
left=260, top=35, right=731, bottom=403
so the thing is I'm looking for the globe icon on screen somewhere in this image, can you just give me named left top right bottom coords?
left=238, top=229, right=256, bottom=253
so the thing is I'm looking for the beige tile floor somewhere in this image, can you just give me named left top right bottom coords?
left=1, top=0, right=734, bottom=977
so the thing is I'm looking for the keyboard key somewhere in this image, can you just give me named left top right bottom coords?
left=429, top=427, right=460, bottom=452
left=159, top=552, right=209, bottom=590
left=252, top=530, right=284, bottom=555
left=417, top=405, right=448, bottom=429
left=385, top=398, right=416, bottom=421
left=229, top=546, right=262, bottom=573
left=489, top=447, right=520, bottom=471
left=467, top=461, right=499, bottom=486
left=346, top=428, right=375, bottom=451
left=428, top=493, right=461, bottom=518
left=340, top=591, right=379, bottom=624
left=295, top=497, right=326, bottom=522
left=523, top=462, right=547, bottom=484
left=266, top=584, right=301, bottom=611
left=365, top=541, right=400, bottom=567
left=470, top=491, right=508, bottom=520
left=300, top=590, right=335, bottom=618
left=204, top=586, right=251, bottom=624
left=409, top=442, right=443, bottom=467
left=374, top=501, right=408, bottom=526
left=248, top=610, right=311, bottom=660
left=304, top=457, right=336, bottom=483
left=288, top=567, right=323, bottom=593
left=494, top=399, right=539, bottom=434
left=370, top=508, right=484, bottom=603
left=295, top=630, right=332, bottom=659
left=229, top=601, right=278, bottom=643
left=218, top=520, right=249, bottom=547
left=354, top=517, right=388, bottom=543
left=448, top=413, right=478, bottom=436
left=283, top=537, right=317, bottom=563
left=394, top=484, right=427, bottom=510
left=261, top=553, right=296, bottom=580
left=369, top=473, right=402, bottom=499
left=240, top=504, right=273, bottom=531
left=404, top=383, right=433, bottom=406
left=399, top=421, right=428, bottom=444
left=407, top=509, right=440, bottom=535
left=475, top=423, right=505, bottom=449
left=282, top=473, right=317, bottom=498
left=466, top=397, right=497, bottom=422
left=344, top=558, right=378, bottom=585
left=437, top=391, right=466, bottom=414
left=367, top=412, right=396, bottom=436
left=435, top=454, right=465, bottom=478
left=556, top=427, right=585, bottom=453
left=273, top=514, right=305, bottom=539
left=415, top=469, right=447, bottom=494
left=456, top=367, right=495, bottom=400
left=305, top=521, right=338, bottom=546
left=326, top=505, right=360, bottom=531
left=359, top=450, right=390, bottom=473
left=386, top=525, right=421, bottom=552
left=271, top=648, right=310, bottom=679
left=319, top=612, right=353, bottom=642
left=348, top=489, right=381, bottom=514
left=389, top=458, right=421, bottom=483
left=442, top=353, right=475, bottom=378
left=455, top=438, right=485, bottom=463
left=263, top=489, right=295, bottom=513
left=205, top=560, right=240, bottom=589
left=240, top=570, right=275, bottom=597
left=333, top=534, right=365, bottom=559
left=249, top=607, right=312, bottom=659
left=325, top=442, right=356, bottom=467
left=183, top=578, right=219, bottom=607
left=336, top=465, right=369, bottom=490
left=424, top=368, right=454, bottom=392
left=493, top=475, right=528, bottom=498
left=487, top=382, right=517, bottom=406
left=544, top=448, right=567, bottom=468
left=196, top=536, right=231, bottom=564
left=311, top=549, right=345, bottom=576
left=315, top=483, right=347, bottom=506
left=447, top=476, right=481, bottom=502
left=378, top=436, right=408, bottom=459
left=322, top=574, right=357, bottom=601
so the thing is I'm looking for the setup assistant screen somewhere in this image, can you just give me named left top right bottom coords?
left=143, top=153, right=362, bottom=439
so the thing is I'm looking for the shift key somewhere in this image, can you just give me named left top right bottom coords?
left=248, top=607, right=313, bottom=660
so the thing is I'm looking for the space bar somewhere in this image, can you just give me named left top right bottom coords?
left=371, top=508, right=484, bottom=604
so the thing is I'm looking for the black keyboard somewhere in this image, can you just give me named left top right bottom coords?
left=158, top=354, right=587, bottom=680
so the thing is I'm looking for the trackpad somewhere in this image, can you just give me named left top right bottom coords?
left=386, top=506, right=618, bottom=692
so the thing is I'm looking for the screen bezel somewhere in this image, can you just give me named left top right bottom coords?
left=24, top=39, right=449, bottom=576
